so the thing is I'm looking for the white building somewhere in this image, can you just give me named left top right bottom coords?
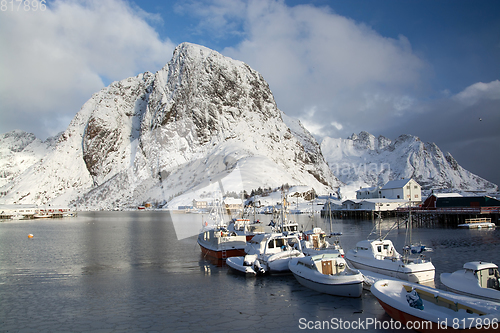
left=380, top=179, right=421, bottom=202
left=355, top=179, right=422, bottom=202
left=223, top=198, right=243, bottom=212
left=358, top=198, right=409, bottom=211
left=356, top=186, right=381, bottom=199
left=342, top=199, right=408, bottom=211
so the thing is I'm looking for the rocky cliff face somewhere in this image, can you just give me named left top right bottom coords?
left=321, top=131, right=498, bottom=194
left=1, top=43, right=339, bottom=209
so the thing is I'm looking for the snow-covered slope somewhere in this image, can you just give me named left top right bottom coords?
left=1, top=43, right=339, bottom=209
left=0, top=130, right=59, bottom=188
left=321, top=131, right=498, bottom=197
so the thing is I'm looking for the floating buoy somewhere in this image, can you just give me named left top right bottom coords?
left=28, top=234, right=34, bottom=239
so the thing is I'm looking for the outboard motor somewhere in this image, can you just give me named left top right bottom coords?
left=253, top=260, right=266, bottom=275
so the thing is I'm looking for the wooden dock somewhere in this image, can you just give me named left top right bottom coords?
left=396, top=207, right=500, bottom=227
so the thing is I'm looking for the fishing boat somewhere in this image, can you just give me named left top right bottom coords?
left=226, top=233, right=304, bottom=275
left=197, top=200, right=247, bottom=260
left=346, top=203, right=435, bottom=284
left=288, top=253, right=363, bottom=297
left=371, top=279, right=500, bottom=332
left=301, top=227, right=344, bottom=257
left=440, top=262, right=500, bottom=303
left=458, top=218, right=496, bottom=229
left=345, top=238, right=435, bottom=283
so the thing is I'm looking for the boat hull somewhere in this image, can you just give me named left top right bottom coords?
left=266, top=250, right=304, bottom=273
left=440, top=272, right=500, bottom=303
left=371, top=280, right=500, bottom=332
left=346, top=253, right=435, bottom=283
left=291, top=271, right=362, bottom=297
left=289, top=256, right=363, bottom=297
left=226, top=256, right=257, bottom=275
left=198, top=243, right=246, bottom=260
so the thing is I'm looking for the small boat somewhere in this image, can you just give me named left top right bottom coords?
left=300, top=227, right=344, bottom=257
left=458, top=218, right=496, bottom=229
left=345, top=239, right=435, bottom=283
left=226, top=233, right=304, bottom=275
left=440, top=262, right=500, bottom=303
left=33, top=212, right=52, bottom=218
left=288, top=254, right=363, bottom=297
left=371, top=279, right=500, bottom=332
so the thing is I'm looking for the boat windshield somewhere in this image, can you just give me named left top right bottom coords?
left=490, top=268, right=500, bottom=290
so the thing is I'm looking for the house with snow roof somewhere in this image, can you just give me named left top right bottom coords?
left=355, top=178, right=422, bottom=202
left=380, top=179, right=421, bottom=202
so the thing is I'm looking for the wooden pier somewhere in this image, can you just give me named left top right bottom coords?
left=396, top=207, right=500, bottom=228
left=321, top=209, right=399, bottom=220
left=321, top=206, right=500, bottom=228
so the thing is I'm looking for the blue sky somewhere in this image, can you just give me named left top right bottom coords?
left=1, top=0, right=499, bottom=186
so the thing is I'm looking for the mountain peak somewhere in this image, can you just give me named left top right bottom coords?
left=321, top=131, right=498, bottom=195
left=1, top=43, right=339, bottom=208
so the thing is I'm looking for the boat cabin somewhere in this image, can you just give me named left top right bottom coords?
left=282, top=222, right=299, bottom=233
left=464, top=262, right=500, bottom=290
left=201, top=228, right=243, bottom=244
left=299, top=254, right=347, bottom=275
left=303, top=228, right=326, bottom=247
left=354, top=239, right=399, bottom=260
left=247, top=234, right=301, bottom=255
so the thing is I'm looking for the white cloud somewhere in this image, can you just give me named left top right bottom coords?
left=453, top=80, right=500, bottom=106
left=0, top=0, right=175, bottom=138
left=331, top=121, right=343, bottom=131
left=210, top=0, right=428, bottom=139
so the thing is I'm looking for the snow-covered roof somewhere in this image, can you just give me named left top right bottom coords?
left=342, top=199, right=362, bottom=204
left=356, top=186, right=379, bottom=192
left=381, top=179, right=414, bottom=190
left=360, top=199, right=408, bottom=204
left=431, top=193, right=463, bottom=198
left=223, top=198, right=242, bottom=205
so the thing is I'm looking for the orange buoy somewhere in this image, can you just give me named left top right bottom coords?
left=28, top=234, right=34, bottom=239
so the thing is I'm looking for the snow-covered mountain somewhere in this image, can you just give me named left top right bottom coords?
left=321, top=131, right=498, bottom=197
left=0, top=130, right=60, bottom=188
left=0, top=43, right=339, bottom=209
left=1, top=44, right=497, bottom=209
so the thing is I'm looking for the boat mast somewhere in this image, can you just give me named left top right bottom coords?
left=328, top=198, right=333, bottom=234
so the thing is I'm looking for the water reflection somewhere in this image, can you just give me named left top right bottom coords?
left=0, top=211, right=498, bottom=332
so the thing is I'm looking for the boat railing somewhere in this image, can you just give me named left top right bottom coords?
left=464, top=217, right=492, bottom=224
left=403, top=285, right=487, bottom=315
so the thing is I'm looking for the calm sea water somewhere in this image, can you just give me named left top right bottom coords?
left=0, top=211, right=498, bottom=332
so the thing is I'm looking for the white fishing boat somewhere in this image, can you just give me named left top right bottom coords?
left=301, top=227, right=344, bottom=257
left=288, top=254, right=363, bottom=297
left=226, top=233, right=304, bottom=275
left=440, top=262, right=500, bottom=303
left=458, top=218, right=496, bottom=229
left=346, top=203, right=435, bottom=284
left=345, top=238, right=435, bottom=283
left=371, top=279, right=500, bottom=332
